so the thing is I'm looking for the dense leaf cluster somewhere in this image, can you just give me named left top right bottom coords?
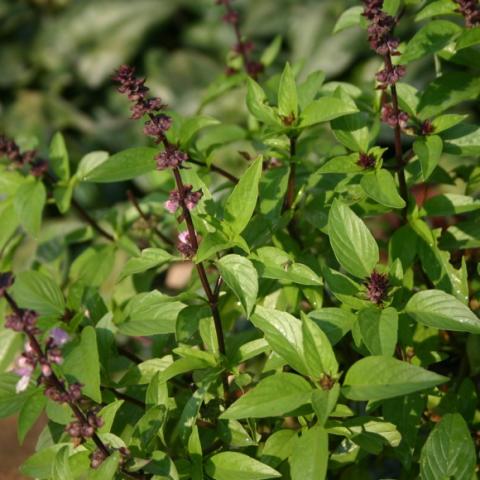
left=1, top=0, right=480, bottom=479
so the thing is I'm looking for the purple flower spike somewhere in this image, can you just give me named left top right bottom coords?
left=50, top=327, right=70, bottom=347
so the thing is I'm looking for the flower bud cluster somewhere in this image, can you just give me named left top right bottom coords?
left=356, top=152, right=376, bottom=170
left=454, top=0, right=480, bottom=28
left=363, top=1, right=409, bottom=129
left=0, top=135, right=48, bottom=177
left=165, top=185, right=203, bottom=214
left=365, top=270, right=390, bottom=305
left=65, top=408, right=104, bottom=446
left=113, top=65, right=188, bottom=172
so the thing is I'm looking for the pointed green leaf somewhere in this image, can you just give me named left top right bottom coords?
left=343, top=356, right=448, bottom=401
left=360, top=169, right=406, bottom=209
left=301, top=313, right=338, bottom=378
left=328, top=199, right=379, bottom=278
left=224, top=156, right=262, bottom=236
left=12, top=270, right=65, bottom=316
left=14, top=178, right=46, bottom=237
left=221, top=373, right=312, bottom=419
left=49, top=132, right=70, bottom=180
left=217, top=254, right=258, bottom=317
left=401, top=20, right=461, bottom=64
left=206, top=452, right=281, bottom=480
left=299, top=97, right=358, bottom=128
left=413, top=135, right=443, bottom=181
left=278, top=63, right=298, bottom=119
left=246, top=79, right=281, bottom=126
left=420, top=413, right=476, bottom=480
left=358, top=307, right=398, bottom=357
left=251, top=306, right=308, bottom=375
left=405, top=289, right=480, bottom=333
left=290, top=426, right=328, bottom=480
left=83, top=147, right=157, bottom=182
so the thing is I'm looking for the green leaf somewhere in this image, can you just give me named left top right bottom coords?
left=18, top=389, right=46, bottom=444
left=290, top=426, right=328, bottom=480
left=299, top=97, right=357, bottom=128
left=343, top=356, right=448, bottom=401
left=98, top=400, right=124, bottom=433
left=405, top=289, right=480, bottom=333
left=260, top=429, right=297, bottom=468
left=360, top=169, right=406, bottom=209
left=89, top=451, right=120, bottom=480
left=311, top=384, right=340, bottom=426
left=277, top=62, right=298, bottom=119
left=179, top=115, right=219, bottom=148
left=221, top=372, right=312, bottom=420
left=297, top=71, right=326, bottom=111
left=49, top=132, right=70, bottom=180
left=413, top=135, right=443, bottom=181
left=328, top=199, right=379, bottom=278
left=205, top=452, right=281, bottom=480
left=14, top=178, right=46, bottom=237
left=331, top=112, right=370, bottom=152
left=358, top=307, right=398, bottom=357
left=456, top=27, right=480, bottom=50
left=308, top=308, right=356, bottom=345
left=83, top=147, right=157, bottom=182
left=246, top=78, right=281, bottom=126
left=401, top=20, right=461, bottom=63
left=422, top=193, right=480, bottom=216
left=131, top=405, right=167, bottom=450
left=260, top=35, right=282, bottom=67
left=254, top=247, right=322, bottom=286
left=443, top=123, right=480, bottom=156
left=251, top=306, right=308, bottom=375
left=12, top=270, right=65, bottom=316
left=301, top=313, right=338, bottom=378
left=415, top=0, right=457, bottom=21
left=333, top=6, right=364, bottom=33
left=118, top=291, right=186, bottom=336
left=76, top=151, right=109, bottom=180
left=217, top=254, right=258, bottom=317
left=440, top=220, right=480, bottom=250
left=62, top=326, right=101, bottom=402
left=418, top=73, right=480, bottom=119
left=120, top=248, right=173, bottom=280
left=20, top=444, right=69, bottom=479
left=0, top=373, right=31, bottom=419
left=70, top=245, right=116, bottom=286
left=52, top=445, right=73, bottom=480
left=420, top=413, right=476, bottom=480
left=224, top=156, right=262, bottom=236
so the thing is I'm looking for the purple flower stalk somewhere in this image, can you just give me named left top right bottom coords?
left=215, top=0, right=263, bottom=78
left=155, top=146, right=188, bottom=170
left=381, top=103, right=409, bottom=130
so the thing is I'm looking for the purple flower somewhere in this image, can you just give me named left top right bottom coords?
left=365, top=271, right=389, bottom=304
left=90, top=449, right=107, bottom=469
left=13, top=353, right=36, bottom=393
left=5, top=310, right=39, bottom=334
left=165, top=185, right=203, bottom=213
left=143, top=114, right=172, bottom=142
left=49, top=327, right=70, bottom=346
left=381, top=103, right=409, bottom=129
left=375, top=64, right=406, bottom=89
left=177, top=231, right=196, bottom=258
left=0, top=135, right=37, bottom=167
left=155, top=147, right=188, bottom=170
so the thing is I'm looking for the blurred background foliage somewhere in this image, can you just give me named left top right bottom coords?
left=0, top=0, right=478, bottom=183
left=0, top=0, right=399, bottom=149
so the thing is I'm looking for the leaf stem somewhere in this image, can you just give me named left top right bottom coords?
left=171, top=165, right=230, bottom=404
left=384, top=53, right=409, bottom=221
left=187, top=158, right=238, bottom=184
left=71, top=198, right=116, bottom=242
